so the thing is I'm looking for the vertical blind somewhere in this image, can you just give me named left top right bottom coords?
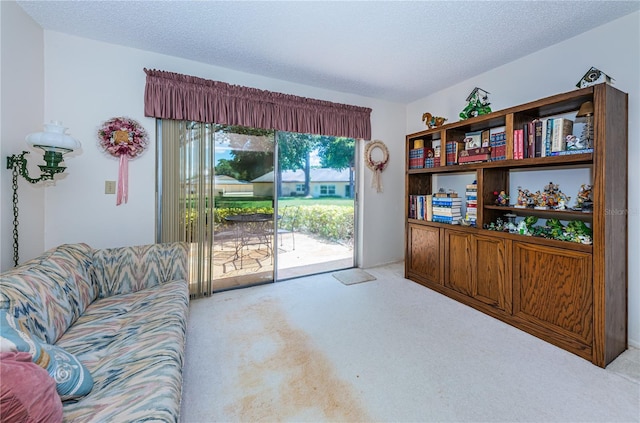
left=151, top=68, right=371, bottom=297
left=159, top=120, right=215, bottom=297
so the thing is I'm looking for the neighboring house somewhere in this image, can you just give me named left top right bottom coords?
left=252, top=168, right=352, bottom=198
left=214, top=175, right=253, bottom=195
left=186, top=175, right=253, bottom=196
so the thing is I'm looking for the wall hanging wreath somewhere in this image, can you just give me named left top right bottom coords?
left=98, top=117, right=149, bottom=205
left=364, top=140, right=389, bottom=193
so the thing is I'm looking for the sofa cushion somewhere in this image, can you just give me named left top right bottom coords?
left=0, top=310, right=93, bottom=401
left=92, top=242, right=189, bottom=298
left=0, top=243, right=96, bottom=344
left=0, top=351, right=63, bottom=423
left=56, top=279, right=188, bottom=422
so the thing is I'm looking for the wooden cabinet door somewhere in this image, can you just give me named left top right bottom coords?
left=444, top=229, right=473, bottom=296
left=407, top=224, right=441, bottom=284
left=513, top=242, right=593, bottom=347
left=473, top=234, right=512, bottom=313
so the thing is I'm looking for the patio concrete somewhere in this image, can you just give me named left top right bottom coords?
left=212, top=231, right=353, bottom=291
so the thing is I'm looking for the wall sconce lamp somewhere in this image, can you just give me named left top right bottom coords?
left=576, top=101, right=594, bottom=149
left=6, top=121, right=80, bottom=266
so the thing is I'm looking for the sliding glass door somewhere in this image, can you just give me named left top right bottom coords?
left=158, top=122, right=356, bottom=294
left=274, top=132, right=356, bottom=280
left=211, top=127, right=275, bottom=291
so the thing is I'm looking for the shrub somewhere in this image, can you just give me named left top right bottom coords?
left=186, top=204, right=354, bottom=243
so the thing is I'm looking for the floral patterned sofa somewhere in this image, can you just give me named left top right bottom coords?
left=0, top=242, right=189, bottom=422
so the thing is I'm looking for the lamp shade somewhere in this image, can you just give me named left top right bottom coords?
left=25, top=121, right=81, bottom=152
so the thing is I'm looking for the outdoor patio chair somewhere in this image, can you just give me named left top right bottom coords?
left=276, top=206, right=300, bottom=250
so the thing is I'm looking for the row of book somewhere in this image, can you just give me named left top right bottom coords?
left=408, top=147, right=426, bottom=169
left=513, top=117, right=592, bottom=159
left=409, top=194, right=463, bottom=224
left=465, top=183, right=477, bottom=226
left=408, top=145, right=442, bottom=169
left=409, top=115, right=593, bottom=167
left=489, top=128, right=507, bottom=161
left=408, top=194, right=432, bottom=220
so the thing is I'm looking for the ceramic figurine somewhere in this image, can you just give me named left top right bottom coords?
left=459, top=87, right=492, bottom=120
left=515, top=186, right=530, bottom=208
left=421, top=112, right=447, bottom=129
left=556, top=191, right=571, bottom=210
left=534, top=191, right=547, bottom=209
left=517, top=221, right=529, bottom=235
left=574, top=184, right=593, bottom=210
left=494, top=190, right=509, bottom=206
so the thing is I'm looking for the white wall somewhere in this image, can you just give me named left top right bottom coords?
left=407, top=11, right=640, bottom=348
left=0, top=2, right=45, bottom=270
left=40, top=31, right=405, bottom=268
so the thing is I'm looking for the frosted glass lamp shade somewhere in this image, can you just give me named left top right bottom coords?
left=25, top=121, right=81, bottom=153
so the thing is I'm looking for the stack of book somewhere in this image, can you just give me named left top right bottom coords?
left=490, top=127, right=507, bottom=161
left=409, top=147, right=425, bottom=169
left=458, top=146, right=492, bottom=164
left=446, top=141, right=465, bottom=165
left=465, top=182, right=478, bottom=226
left=432, top=195, right=462, bottom=224
left=425, top=145, right=441, bottom=168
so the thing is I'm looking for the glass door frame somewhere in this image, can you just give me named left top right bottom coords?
left=272, top=133, right=359, bottom=282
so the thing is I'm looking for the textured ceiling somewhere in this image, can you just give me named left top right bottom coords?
left=16, top=1, right=640, bottom=103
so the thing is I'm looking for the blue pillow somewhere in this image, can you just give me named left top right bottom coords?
left=0, top=310, right=93, bottom=401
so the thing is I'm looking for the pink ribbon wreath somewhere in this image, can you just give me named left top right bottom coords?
left=97, top=117, right=149, bottom=205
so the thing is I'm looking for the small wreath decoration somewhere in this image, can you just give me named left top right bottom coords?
left=97, top=117, right=149, bottom=205
left=364, top=140, right=389, bottom=193
left=98, top=117, right=149, bottom=159
left=364, top=140, right=389, bottom=172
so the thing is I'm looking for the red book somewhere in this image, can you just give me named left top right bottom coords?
left=514, top=129, right=524, bottom=160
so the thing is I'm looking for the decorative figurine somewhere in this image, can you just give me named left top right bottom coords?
left=556, top=191, right=571, bottom=210
left=459, top=87, right=492, bottom=120
left=576, top=67, right=613, bottom=88
left=494, top=190, right=509, bottom=206
left=574, top=184, right=593, bottom=210
left=517, top=221, right=529, bottom=235
left=523, top=215, right=538, bottom=230
left=421, top=112, right=447, bottom=129
left=484, top=212, right=591, bottom=244
left=504, top=213, right=517, bottom=233
left=532, top=190, right=545, bottom=209
left=515, top=186, right=532, bottom=208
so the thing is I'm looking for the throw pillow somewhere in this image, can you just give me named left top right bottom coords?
left=0, top=310, right=93, bottom=401
left=0, top=351, right=63, bottom=423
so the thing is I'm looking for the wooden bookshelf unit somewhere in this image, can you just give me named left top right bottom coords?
left=405, top=83, right=628, bottom=367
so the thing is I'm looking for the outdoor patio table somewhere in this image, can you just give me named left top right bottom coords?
left=224, top=213, right=275, bottom=269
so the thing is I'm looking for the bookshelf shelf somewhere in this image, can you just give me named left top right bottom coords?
left=404, top=83, right=628, bottom=368
left=483, top=205, right=593, bottom=221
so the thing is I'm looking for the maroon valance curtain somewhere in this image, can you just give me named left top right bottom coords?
left=144, top=69, right=372, bottom=140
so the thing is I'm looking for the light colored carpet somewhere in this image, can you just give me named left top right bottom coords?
left=181, top=262, right=640, bottom=422
left=332, top=268, right=376, bottom=285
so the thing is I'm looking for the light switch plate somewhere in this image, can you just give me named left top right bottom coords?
left=105, top=180, right=116, bottom=194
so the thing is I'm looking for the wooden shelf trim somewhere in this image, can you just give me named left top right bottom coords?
left=408, top=153, right=593, bottom=174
